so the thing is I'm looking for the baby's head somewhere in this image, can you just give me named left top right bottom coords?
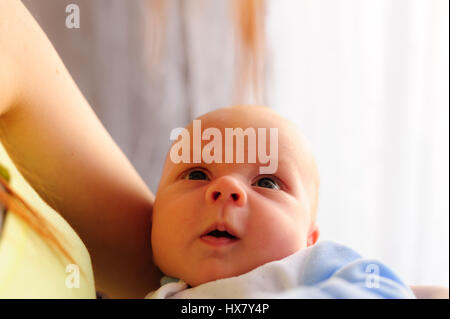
left=151, top=105, right=320, bottom=287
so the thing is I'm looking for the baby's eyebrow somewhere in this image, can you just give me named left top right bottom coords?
left=169, top=162, right=203, bottom=176
left=274, top=154, right=303, bottom=182
left=274, top=154, right=297, bottom=171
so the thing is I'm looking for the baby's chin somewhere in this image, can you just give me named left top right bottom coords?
left=181, top=256, right=284, bottom=288
left=185, top=269, right=247, bottom=288
left=167, top=260, right=242, bottom=287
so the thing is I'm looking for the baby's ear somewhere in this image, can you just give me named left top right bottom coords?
left=307, top=223, right=320, bottom=247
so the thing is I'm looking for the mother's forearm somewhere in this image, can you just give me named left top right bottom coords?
left=0, top=0, right=161, bottom=298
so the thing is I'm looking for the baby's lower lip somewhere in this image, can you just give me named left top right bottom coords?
left=200, top=235, right=239, bottom=246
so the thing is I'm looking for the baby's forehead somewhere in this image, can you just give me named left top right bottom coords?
left=165, top=106, right=313, bottom=174
left=209, top=106, right=305, bottom=141
left=191, top=106, right=302, bottom=142
left=192, top=105, right=293, bottom=129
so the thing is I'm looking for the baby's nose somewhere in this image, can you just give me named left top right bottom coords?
left=205, top=176, right=247, bottom=206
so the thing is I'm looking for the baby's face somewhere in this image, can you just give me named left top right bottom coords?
left=151, top=106, right=319, bottom=287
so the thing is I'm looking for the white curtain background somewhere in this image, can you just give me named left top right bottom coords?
left=267, top=0, right=449, bottom=287
left=22, top=0, right=448, bottom=287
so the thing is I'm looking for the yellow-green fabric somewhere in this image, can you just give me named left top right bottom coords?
left=0, top=142, right=96, bottom=298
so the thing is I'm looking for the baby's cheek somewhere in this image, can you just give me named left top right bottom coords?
left=151, top=220, right=182, bottom=278
left=247, top=210, right=306, bottom=261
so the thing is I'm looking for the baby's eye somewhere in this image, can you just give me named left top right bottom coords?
left=185, top=169, right=210, bottom=181
left=252, top=177, right=280, bottom=190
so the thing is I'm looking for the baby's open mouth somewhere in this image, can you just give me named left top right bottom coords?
left=205, top=229, right=237, bottom=239
left=200, top=226, right=240, bottom=246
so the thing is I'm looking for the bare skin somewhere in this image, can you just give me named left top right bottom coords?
left=0, top=0, right=161, bottom=298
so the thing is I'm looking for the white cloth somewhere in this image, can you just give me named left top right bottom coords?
left=145, top=241, right=415, bottom=299
left=146, top=246, right=313, bottom=299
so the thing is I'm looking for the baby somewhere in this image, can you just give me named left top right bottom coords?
left=146, top=105, right=414, bottom=298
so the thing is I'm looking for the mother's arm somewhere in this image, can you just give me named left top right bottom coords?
left=0, top=0, right=161, bottom=298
